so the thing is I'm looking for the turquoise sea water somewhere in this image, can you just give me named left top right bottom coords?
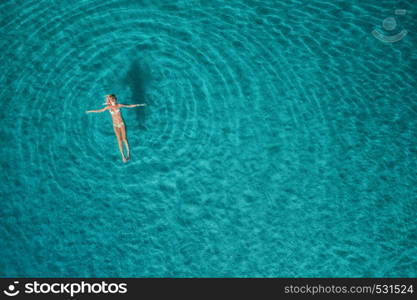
left=1, top=0, right=416, bottom=277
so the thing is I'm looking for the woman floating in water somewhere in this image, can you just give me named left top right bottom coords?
left=86, top=94, right=146, bottom=163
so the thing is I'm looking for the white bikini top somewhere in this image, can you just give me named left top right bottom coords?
left=109, top=108, right=120, bottom=115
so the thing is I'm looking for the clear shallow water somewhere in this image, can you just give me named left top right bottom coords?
left=1, top=0, right=417, bottom=277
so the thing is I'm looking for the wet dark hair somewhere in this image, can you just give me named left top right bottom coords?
left=105, top=94, right=117, bottom=104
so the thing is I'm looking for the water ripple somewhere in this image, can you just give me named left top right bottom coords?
left=1, top=0, right=416, bottom=277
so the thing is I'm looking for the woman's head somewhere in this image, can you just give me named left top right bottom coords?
left=105, top=94, right=117, bottom=105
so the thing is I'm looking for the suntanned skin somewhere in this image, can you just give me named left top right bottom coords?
left=86, top=95, right=146, bottom=163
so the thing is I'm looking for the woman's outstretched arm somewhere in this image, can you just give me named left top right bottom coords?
left=85, top=107, right=108, bottom=113
left=119, top=104, right=146, bottom=108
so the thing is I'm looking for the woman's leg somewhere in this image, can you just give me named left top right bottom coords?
left=113, top=127, right=126, bottom=162
left=120, top=125, right=130, bottom=160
